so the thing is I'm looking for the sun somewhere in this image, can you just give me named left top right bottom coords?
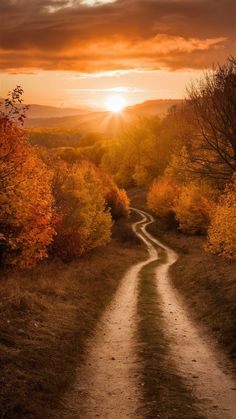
left=106, top=95, right=126, bottom=113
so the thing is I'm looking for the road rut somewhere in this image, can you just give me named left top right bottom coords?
left=57, top=209, right=236, bottom=418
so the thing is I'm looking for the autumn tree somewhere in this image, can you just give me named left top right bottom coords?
left=206, top=176, right=236, bottom=259
left=187, top=57, right=236, bottom=183
left=96, top=169, right=130, bottom=219
left=102, top=117, right=170, bottom=187
left=174, top=183, right=213, bottom=234
left=147, top=177, right=179, bottom=219
left=52, top=160, right=112, bottom=260
left=0, top=88, right=55, bottom=267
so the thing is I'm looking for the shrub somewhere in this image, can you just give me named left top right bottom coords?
left=174, top=183, right=213, bottom=234
left=52, top=161, right=112, bottom=260
left=147, top=177, right=179, bottom=219
left=206, top=178, right=236, bottom=259
left=0, top=89, right=55, bottom=268
left=106, top=187, right=130, bottom=220
left=96, top=170, right=130, bottom=220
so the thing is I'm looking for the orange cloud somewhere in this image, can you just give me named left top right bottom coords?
left=0, top=0, right=234, bottom=72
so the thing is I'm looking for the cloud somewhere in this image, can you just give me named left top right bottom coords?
left=0, top=0, right=234, bottom=72
left=65, top=86, right=146, bottom=93
left=81, top=0, right=116, bottom=6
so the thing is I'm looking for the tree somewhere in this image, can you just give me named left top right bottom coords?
left=102, top=117, right=166, bottom=187
left=174, top=183, right=213, bottom=234
left=147, top=177, right=179, bottom=219
left=0, top=88, right=55, bottom=267
left=96, top=169, right=130, bottom=220
left=52, top=160, right=112, bottom=260
left=206, top=176, right=236, bottom=259
left=187, top=57, right=236, bottom=183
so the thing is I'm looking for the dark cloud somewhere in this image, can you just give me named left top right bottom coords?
left=0, top=0, right=235, bottom=72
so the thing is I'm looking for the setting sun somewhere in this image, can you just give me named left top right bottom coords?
left=106, top=95, right=126, bottom=113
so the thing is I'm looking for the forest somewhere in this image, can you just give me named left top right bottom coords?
left=2, top=58, right=234, bottom=269
left=0, top=91, right=129, bottom=268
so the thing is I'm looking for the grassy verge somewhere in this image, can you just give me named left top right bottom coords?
left=0, top=218, right=146, bottom=419
left=137, top=255, right=203, bottom=419
left=147, top=222, right=236, bottom=368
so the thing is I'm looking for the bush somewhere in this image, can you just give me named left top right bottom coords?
left=174, top=184, right=213, bottom=234
left=147, top=177, right=179, bottom=219
left=206, top=178, right=236, bottom=259
left=0, top=89, right=55, bottom=268
left=96, top=170, right=130, bottom=220
left=52, top=161, right=112, bottom=260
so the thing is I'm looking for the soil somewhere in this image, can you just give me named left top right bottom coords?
left=148, top=222, right=236, bottom=365
left=54, top=209, right=236, bottom=418
left=142, top=210, right=236, bottom=418
left=0, top=219, right=146, bottom=419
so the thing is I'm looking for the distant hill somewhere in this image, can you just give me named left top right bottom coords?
left=0, top=98, right=91, bottom=119
left=25, top=99, right=183, bottom=133
left=126, top=99, right=182, bottom=117
left=25, top=111, right=132, bottom=136
left=26, top=104, right=92, bottom=119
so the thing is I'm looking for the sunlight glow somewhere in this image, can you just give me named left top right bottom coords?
left=106, top=95, right=126, bottom=113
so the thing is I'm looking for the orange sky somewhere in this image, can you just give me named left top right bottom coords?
left=0, top=0, right=235, bottom=109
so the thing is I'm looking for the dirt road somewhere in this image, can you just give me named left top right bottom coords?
left=57, top=209, right=236, bottom=418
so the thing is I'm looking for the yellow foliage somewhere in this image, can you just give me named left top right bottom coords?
left=106, top=187, right=130, bottom=220
left=53, top=161, right=112, bottom=260
left=174, top=183, right=213, bottom=234
left=133, top=165, right=151, bottom=187
left=147, top=177, right=179, bottom=218
left=165, top=146, right=192, bottom=183
left=96, top=169, right=130, bottom=219
left=101, top=117, right=164, bottom=188
left=206, top=178, right=236, bottom=259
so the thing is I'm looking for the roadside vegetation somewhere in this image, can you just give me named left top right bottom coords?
left=0, top=88, right=129, bottom=268
left=104, top=58, right=236, bottom=260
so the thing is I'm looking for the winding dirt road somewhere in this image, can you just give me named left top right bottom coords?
left=58, top=209, right=236, bottom=418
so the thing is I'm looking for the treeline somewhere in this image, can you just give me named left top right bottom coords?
left=0, top=88, right=129, bottom=268
left=102, top=57, right=236, bottom=260
left=29, top=129, right=108, bottom=167
left=2, top=57, right=235, bottom=265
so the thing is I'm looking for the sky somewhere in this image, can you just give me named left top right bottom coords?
left=0, top=0, right=235, bottom=109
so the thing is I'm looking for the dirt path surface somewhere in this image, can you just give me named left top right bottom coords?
left=136, top=208, right=236, bottom=419
left=57, top=212, right=155, bottom=418
left=56, top=209, right=236, bottom=418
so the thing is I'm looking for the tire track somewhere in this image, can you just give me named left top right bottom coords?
left=57, top=208, right=236, bottom=418
left=134, top=208, right=236, bottom=419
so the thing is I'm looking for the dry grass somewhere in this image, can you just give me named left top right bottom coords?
left=148, top=223, right=236, bottom=368
left=130, top=187, right=236, bottom=369
left=0, top=219, right=146, bottom=418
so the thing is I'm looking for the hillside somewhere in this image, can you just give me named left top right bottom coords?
left=25, top=99, right=182, bottom=132
left=26, top=104, right=91, bottom=119
left=126, top=99, right=182, bottom=116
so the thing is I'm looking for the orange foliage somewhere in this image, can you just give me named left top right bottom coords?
left=0, top=92, right=55, bottom=267
left=206, top=177, right=236, bottom=259
left=174, top=184, right=213, bottom=234
left=96, top=170, right=130, bottom=220
left=52, top=161, right=112, bottom=260
left=147, top=177, right=179, bottom=218
left=106, top=187, right=130, bottom=220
